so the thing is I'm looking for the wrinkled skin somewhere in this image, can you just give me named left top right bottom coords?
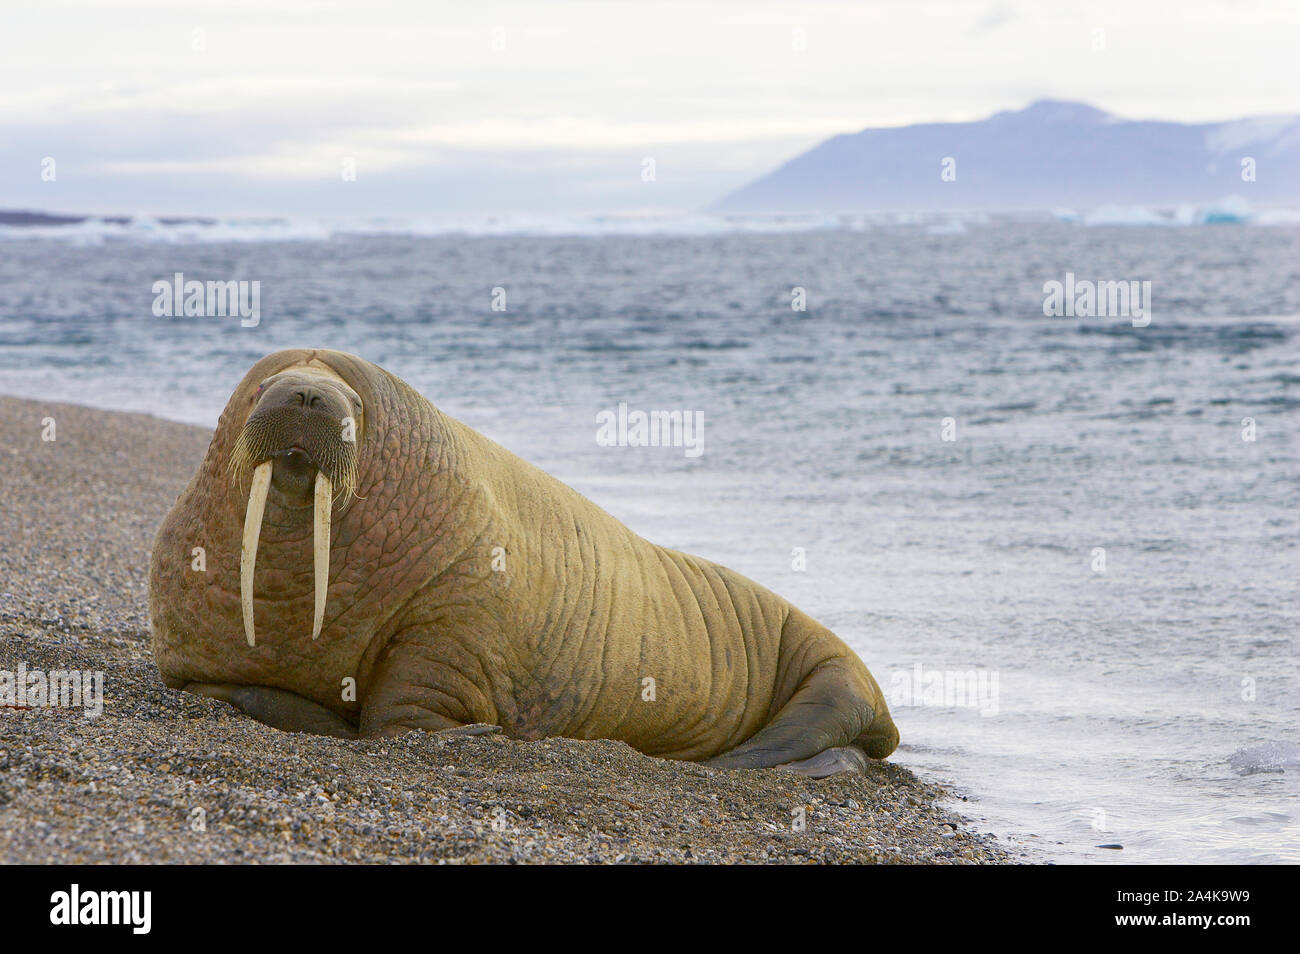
left=150, top=349, right=899, bottom=774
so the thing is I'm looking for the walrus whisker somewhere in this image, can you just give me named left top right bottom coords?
left=240, top=460, right=273, bottom=647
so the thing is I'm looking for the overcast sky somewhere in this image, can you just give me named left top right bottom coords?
left=3, top=0, right=1298, bottom=217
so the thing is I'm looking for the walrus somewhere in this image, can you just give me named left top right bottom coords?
left=149, top=349, right=899, bottom=776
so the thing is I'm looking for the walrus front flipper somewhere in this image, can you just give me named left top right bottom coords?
left=183, top=683, right=358, bottom=739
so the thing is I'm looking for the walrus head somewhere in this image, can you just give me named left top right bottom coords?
left=228, top=366, right=364, bottom=646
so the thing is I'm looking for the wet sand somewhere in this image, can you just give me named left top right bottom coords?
left=0, top=394, right=1017, bottom=863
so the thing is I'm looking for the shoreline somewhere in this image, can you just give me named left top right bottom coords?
left=0, top=393, right=1019, bottom=864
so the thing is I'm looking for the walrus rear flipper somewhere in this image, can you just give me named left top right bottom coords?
left=703, top=657, right=875, bottom=773
left=703, top=610, right=899, bottom=776
left=183, top=683, right=358, bottom=739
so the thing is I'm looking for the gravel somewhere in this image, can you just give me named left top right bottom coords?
left=0, top=394, right=1019, bottom=864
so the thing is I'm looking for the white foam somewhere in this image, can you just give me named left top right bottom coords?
left=0, top=202, right=1290, bottom=245
left=1228, top=741, right=1300, bottom=775
left=1080, top=196, right=1260, bottom=227
left=1082, top=204, right=1170, bottom=227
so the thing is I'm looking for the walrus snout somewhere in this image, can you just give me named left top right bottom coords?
left=228, top=368, right=365, bottom=649
left=237, top=376, right=359, bottom=486
left=284, top=382, right=330, bottom=410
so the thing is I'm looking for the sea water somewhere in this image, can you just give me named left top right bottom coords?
left=1, top=218, right=1296, bottom=863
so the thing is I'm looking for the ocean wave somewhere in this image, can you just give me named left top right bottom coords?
left=1060, top=195, right=1300, bottom=228
left=5, top=201, right=1295, bottom=245
left=1228, top=742, right=1300, bottom=775
left=0, top=211, right=850, bottom=245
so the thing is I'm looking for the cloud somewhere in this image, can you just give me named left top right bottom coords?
left=2, top=0, right=1298, bottom=214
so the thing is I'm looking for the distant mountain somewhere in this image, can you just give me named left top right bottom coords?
left=711, top=100, right=1300, bottom=213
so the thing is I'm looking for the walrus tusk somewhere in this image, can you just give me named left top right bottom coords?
left=240, top=460, right=273, bottom=647
left=312, top=471, right=331, bottom=640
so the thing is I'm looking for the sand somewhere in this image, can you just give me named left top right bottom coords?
left=0, top=394, right=1018, bottom=864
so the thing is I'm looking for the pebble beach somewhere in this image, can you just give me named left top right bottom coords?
left=0, top=394, right=1015, bottom=864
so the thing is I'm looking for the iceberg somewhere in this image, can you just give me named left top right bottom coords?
left=1197, top=195, right=1253, bottom=224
